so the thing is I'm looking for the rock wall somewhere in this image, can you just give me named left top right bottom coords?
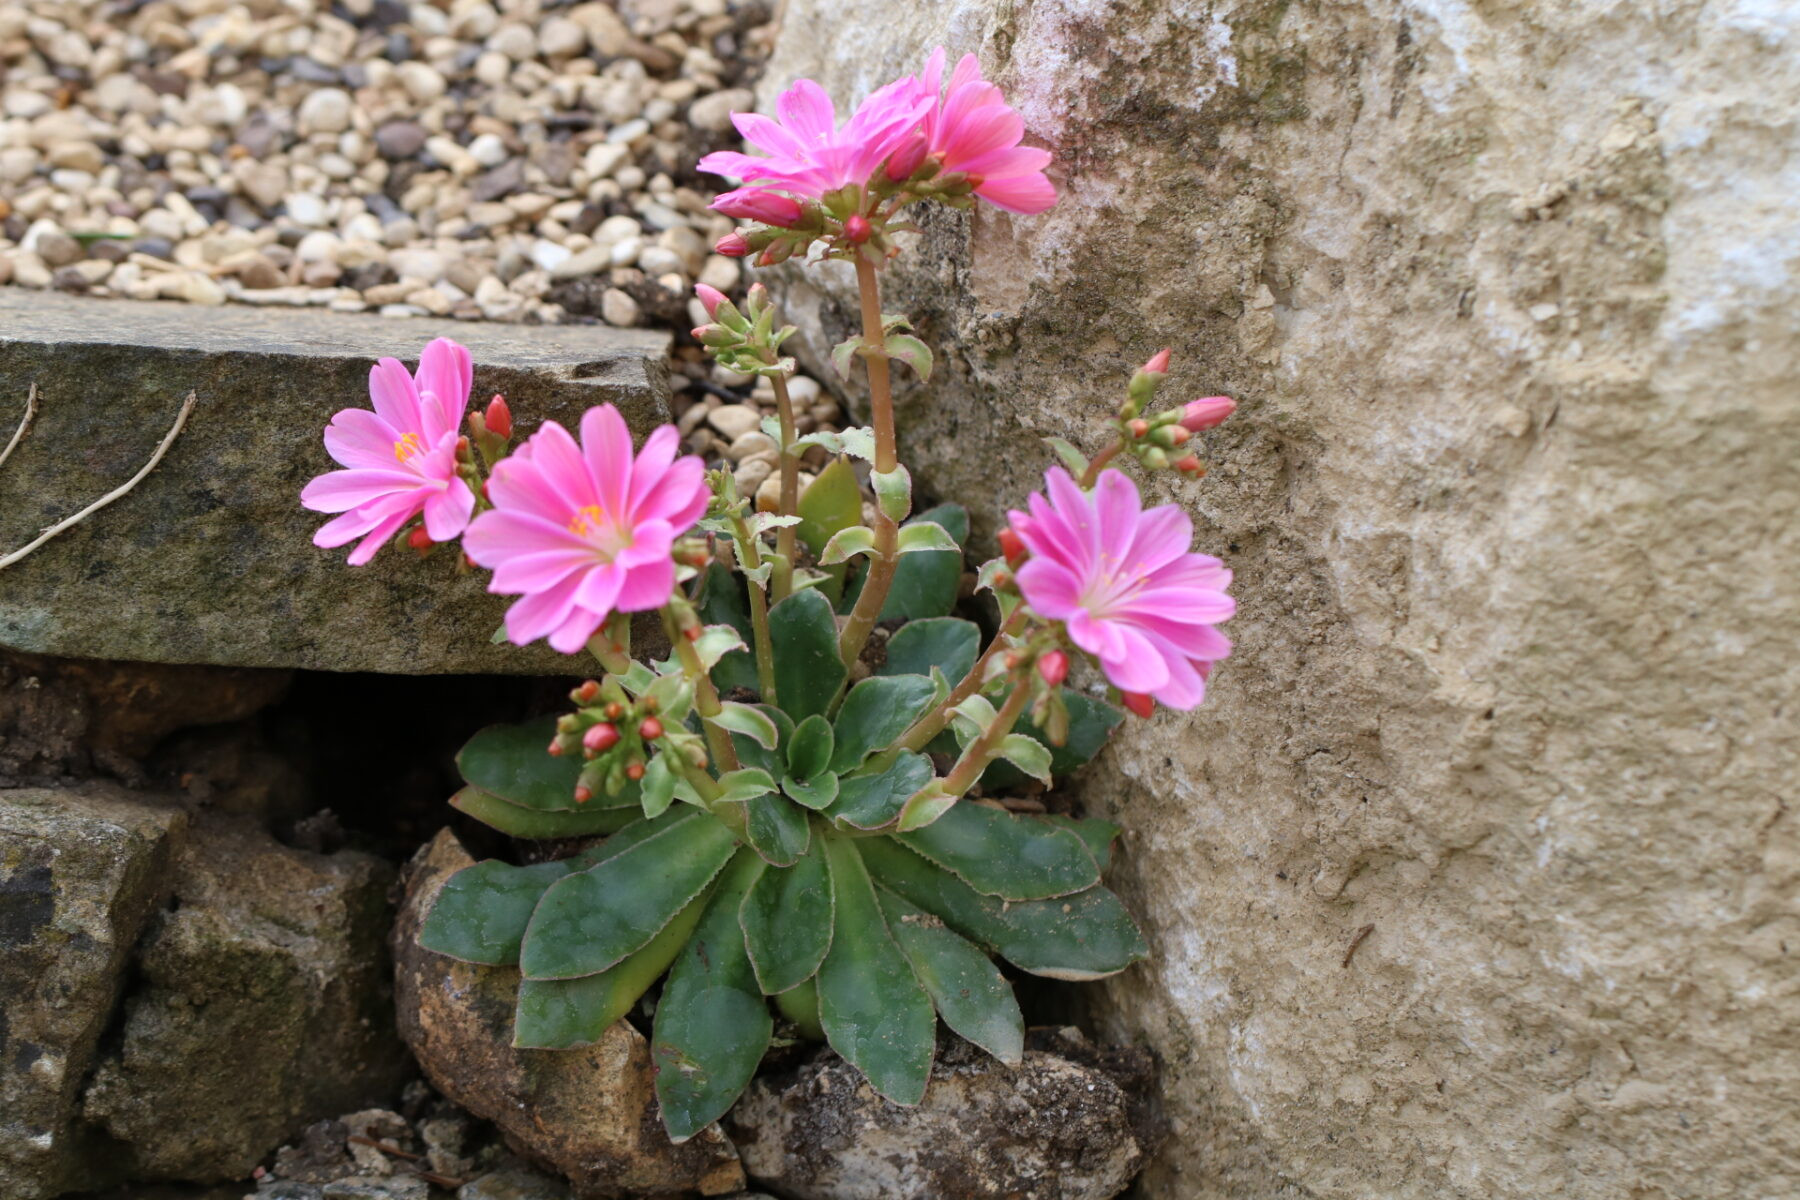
left=760, top=4, right=1800, bottom=1197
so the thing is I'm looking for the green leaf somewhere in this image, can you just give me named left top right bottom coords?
left=450, top=786, right=637, bottom=840
left=817, top=836, right=936, bottom=1104
left=514, top=884, right=711, bottom=1049
left=884, top=332, right=933, bottom=381
left=829, top=750, right=936, bottom=830
left=878, top=889, right=1023, bottom=1065
left=895, top=521, right=959, bottom=554
left=419, top=859, right=575, bottom=966
left=728, top=704, right=793, bottom=776
left=786, top=714, right=834, bottom=780
left=1044, top=815, right=1121, bottom=873
left=1042, top=436, right=1091, bottom=478
left=520, top=810, right=740, bottom=979
left=695, top=564, right=759, bottom=695
left=819, top=524, right=878, bottom=565
left=712, top=702, right=780, bottom=749
left=715, top=767, right=777, bottom=805
left=860, top=839, right=1148, bottom=981
left=768, top=590, right=847, bottom=722
left=459, top=717, right=635, bottom=812
left=652, top=850, right=774, bottom=1142
left=870, top=465, right=911, bottom=523
left=775, top=977, right=825, bottom=1040
left=896, top=802, right=1100, bottom=901
left=640, top=755, right=678, bottom=819
left=895, top=781, right=956, bottom=832
left=782, top=771, right=840, bottom=811
left=693, top=625, right=747, bottom=671
left=831, top=675, right=940, bottom=774
left=996, top=734, right=1053, bottom=784
left=795, top=457, right=862, bottom=558
left=982, top=689, right=1125, bottom=788
left=878, top=618, right=980, bottom=683
left=881, top=504, right=968, bottom=620
left=740, top=839, right=833, bottom=993
left=743, top=791, right=810, bottom=866
left=830, top=335, right=860, bottom=379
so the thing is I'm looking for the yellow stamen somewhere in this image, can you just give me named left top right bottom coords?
left=393, top=431, right=425, bottom=463
left=568, top=504, right=605, bottom=538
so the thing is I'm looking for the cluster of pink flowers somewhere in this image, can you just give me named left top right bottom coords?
left=699, top=47, right=1057, bottom=217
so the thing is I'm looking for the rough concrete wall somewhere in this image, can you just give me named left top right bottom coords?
left=760, top=3, right=1800, bottom=1197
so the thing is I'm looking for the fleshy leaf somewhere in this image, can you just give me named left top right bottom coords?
left=652, top=850, right=774, bottom=1142
left=870, top=465, right=911, bottom=523
left=740, top=838, right=833, bottom=994
left=795, top=457, right=862, bottom=558
left=640, top=755, right=678, bottom=819
left=896, top=801, right=1100, bottom=901
left=715, top=767, right=778, bottom=805
left=786, top=714, right=834, bottom=781
left=450, top=786, right=637, bottom=839
left=894, top=521, right=959, bottom=554
left=860, top=838, right=1148, bottom=981
left=729, top=704, right=793, bottom=776
left=884, top=332, right=933, bottom=381
left=982, top=689, right=1125, bottom=788
left=996, top=733, right=1053, bottom=784
left=775, top=977, right=825, bottom=1040
left=782, top=771, right=840, bottom=811
left=828, top=751, right=936, bottom=831
left=878, top=889, right=1023, bottom=1065
left=712, top=702, right=780, bottom=750
left=458, top=717, right=636, bottom=812
left=881, top=504, right=968, bottom=620
left=878, top=618, right=980, bottom=683
left=514, top=885, right=711, bottom=1048
left=768, top=589, right=847, bottom=722
left=521, top=810, right=739, bottom=979
left=895, top=781, right=956, bottom=832
left=830, top=675, right=940, bottom=774
left=743, top=791, right=810, bottom=866
left=817, top=836, right=936, bottom=1105
left=1044, top=815, right=1121, bottom=872
left=695, top=563, right=759, bottom=694
left=693, top=625, right=748, bottom=671
left=1042, top=436, right=1091, bottom=478
left=819, top=525, right=878, bottom=565
left=420, top=859, right=575, bottom=966
left=831, top=334, right=860, bottom=379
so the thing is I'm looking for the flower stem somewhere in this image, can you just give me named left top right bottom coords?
left=941, top=666, right=1034, bottom=796
left=585, top=629, right=633, bottom=676
left=663, top=608, right=740, bottom=775
left=836, top=253, right=902, bottom=668
left=770, top=372, right=799, bottom=602
left=727, top=512, right=779, bottom=703
left=1079, top=441, right=1122, bottom=489
left=892, top=604, right=1028, bottom=752
left=669, top=753, right=748, bottom=839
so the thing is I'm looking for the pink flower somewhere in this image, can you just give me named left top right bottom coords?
left=1180, top=396, right=1237, bottom=432
left=694, top=283, right=728, bottom=318
left=463, top=405, right=709, bottom=654
left=710, top=187, right=805, bottom=227
left=301, top=337, right=476, bottom=565
left=697, top=75, right=932, bottom=202
left=914, top=48, right=1056, bottom=214
left=1011, top=468, right=1233, bottom=709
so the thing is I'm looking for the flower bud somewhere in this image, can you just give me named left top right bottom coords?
left=406, top=526, right=432, bottom=550
left=573, top=785, right=593, bottom=804
left=1128, top=418, right=1149, bottom=439
left=715, top=232, right=750, bottom=257
left=997, top=527, right=1026, bottom=566
left=1143, top=348, right=1172, bottom=375
left=1141, top=446, right=1170, bottom=470
left=574, top=679, right=600, bottom=704
left=485, top=394, right=512, bottom=440
left=638, top=716, right=664, bottom=741
left=1180, top=395, right=1237, bottom=432
left=695, top=283, right=728, bottom=318
left=885, top=133, right=929, bottom=182
left=712, top=188, right=804, bottom=227
left=1121, top=691, right=1155, bottom=719
left=625, top=761, right=646, bottom=781
left=604, top=701, right=625, bottom=720
left=583, top=723, right=621, bottom=755
left=845, top=214, right=872, bottom=244
left=1174, top=454, right=1207, bottom=477
left=1037, top=650, right=1069, bottom=687
left=547, top=738, right=564, bottom=757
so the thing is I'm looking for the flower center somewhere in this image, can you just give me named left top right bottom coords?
left=569, top=504, right=634, bottom=558
left=1082, top=550, right=1151, bottom=614
left=392, top=431, right=426, bottom=464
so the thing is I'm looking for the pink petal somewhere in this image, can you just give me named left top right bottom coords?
left=1149, top=651, right=1208, bottom=710
left=322, top=408, right=406, bottom=470
left=368, top=357, right=423, bottom=434
left=422, top=477, right=474, bottom=541
left=486, top=547, right=597, bottom=594
left=463, top=509, right=592, bottom=568
left=580, top=404, right=633, bottom=516
left=519, top=421, right=597, bottom=514
left=414, top=338, right=472, bottom=440
left=342, top=496, right=419, bottom=566
left=1096, top=625, right=1171, bottom=693
left=625, top=425, right=679, bottom=510
left=613, top=557, right=676, bottom=611
left=301, top=468, right=425, bottom=514
left=976, top=173, right=1057, bottom=214
left=573, top=562, right=624, bottom=616
left=776, top=79, right=837, bottom=145
left=1014, top=558, right=1084, bottom=619
left=615, top=519, right=675, bottom=569
left=548, top=606, right=606, bottom=655
left=1119, top=504, right=1194, bottom=576
left=503, top=575, right=583, bottom=645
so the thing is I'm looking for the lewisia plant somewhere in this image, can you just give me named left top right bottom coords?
left=301, top=53, right=1239, bottom=1141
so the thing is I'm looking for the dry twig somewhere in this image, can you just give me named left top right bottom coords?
left=0, top=383, right=36, bottom=472
left=0, top=390, right=196, bottom=572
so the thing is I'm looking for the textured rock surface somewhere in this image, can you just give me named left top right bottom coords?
left=728, top=1029, right=1157, bottom=1200
left=761, top=4, right=1800, bottom=1198
left=0, top=784, right=186, bottom=1200
left=0, top=291, right=669, bottom=674
left=394, top=829, right=745, bottom=1198
left=82, top=814, right=410, bottom=1183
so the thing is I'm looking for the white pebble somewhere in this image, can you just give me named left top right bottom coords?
left=601, top=288, right=641, bottom=327
left=297, top=89, right=353, bottom=136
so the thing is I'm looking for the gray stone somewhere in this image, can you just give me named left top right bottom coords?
left=321, top=1176, right=429, bottom=1200
left=457, top=1165, right=570, bottom=1200
left=394, top=830, right=745, bottom=1198
left=0, top=784, right=186, bottom=1200
left=80, top=815, right=410, bottom=1182
left=727, top=1032, right=1153, bottom=1200
left=0, top=290, right=670, bottom=673
left=762, top=4, right=1800, bottom=1198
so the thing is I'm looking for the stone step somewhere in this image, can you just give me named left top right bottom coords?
left=0, top=292, right=670, bottom=674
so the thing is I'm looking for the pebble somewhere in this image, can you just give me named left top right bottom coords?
left=726, top=431, right=779, bottom=464
left=600, top=287, right=640, bottom=327
left=236, top=254, right=286, bottom=290
left=375, top=121, right=428, bottom=161
left=297, top=89, right=354, bottom=136
left=707, top=404, right=762, bottom=441
left=689, top=88, right=753, bottom=133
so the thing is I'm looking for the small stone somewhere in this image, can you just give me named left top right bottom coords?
left=285, top=193, right=330, bottom=227
left=788, top=376, right=823, bottom=406
left=302, top=260, right=344, bottom=287
left=697, top=254, right=739, bottom=292
left=488, top=23, right=538, bottom=61
left=688, top=88, right=753, bottom=133
left=375, top=120, right=428, bottom=161
left=468, top=133, right=509, bottom=168
left=236, top=253, right=285, bottom=290
left=46, top=141, right=104, bottom=173
left=733, top=458, right=773, bottom=494
left=725, top=430, right=778, bottom=464
left=707, top=404, right=762, bottom=441
left=550, top=245, right=610, bottom=280
left=396, top=61, right=448, bottom=103
left=538, top=16, right=588, bottom=58
left=470, top=159, right=525, bottom=204
left=239, top=163, right=290, bottom=211
left=457, top=1165, right=570, bottom=1200
left=172, top=272, right=227, bottom=305
left=321, top=1176, right=429, bottom=1200
left=600, top=287, right=640, bottom=327
left=297, top=88, right=354, bottom=136
left=531, top=240, right=573, bottom=273
left=36, top=231, right=82, bottom=268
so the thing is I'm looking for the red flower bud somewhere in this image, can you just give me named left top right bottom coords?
left=885, top=132, right=929, bottom=182
left=715, top=232, right=750, bottom=257
left=573, top=785, right=593, bottom=804
left=1037, top=650, right=1069, bottom=687
left=638, top=716, right=664, bottom=741
left=991, top=569, right=1011, bottom=588
left=1128, top=419, right=1149, bottom=439
left=625, top=762, right=646, bottom=781
left=1121, top=691, right=1155, bottom=719
left=406, top=526, right=433, bottom=550
left=712, top=188, right=804, bottom=227
left=547, top=738, right=564, bottom=756
left=575, top=679, right=600, bottom=703
left=695, top=283, right=728, bottom=318
left=683, top=625, right=701, bottom=642
left=1143, top=348, right=1172, bottom=375
left=583, top=723, right=621, bottom=754
left=1180, top=395, right=1237, bottom=432
left=845, top=214, right=872, bottom=244
left=1167, top=425, right=1191, bottom=445
left=1174, top=454, right=1206, bottom=477
left=997, top=527, right=1026, bottom=566
left=604, top=702, right=625, bottom=720
left=484, top=394, right=512, bottom=440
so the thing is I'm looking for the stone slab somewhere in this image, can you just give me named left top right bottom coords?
left=0, top=292, right=670, bottom=673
